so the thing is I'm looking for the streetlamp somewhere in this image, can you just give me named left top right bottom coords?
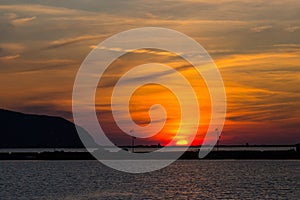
left=216, top=128, right=221, bottom=151
left=130, top=129, right=136, bottom=153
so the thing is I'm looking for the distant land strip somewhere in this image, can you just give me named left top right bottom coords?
left=0, top=149, right=300, bottom=160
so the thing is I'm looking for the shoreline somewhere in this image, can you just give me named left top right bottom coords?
left=0, top=150, right=299, bottom=160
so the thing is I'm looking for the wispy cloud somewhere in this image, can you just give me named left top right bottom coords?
left=250, top=25, right=272, bottom=33
left=11, top=16, right=36, bottom=26
left=14, top=59, right=78, bottom=73
left=48, top=35, right=105, bottom=49
left=285, top=26, right=300, bottom=32
left=0, top=43, right=24, bottom=62
left=216, top=51, right=300, bottom=69
left=273, top=44, right=300, bottom=48
left=0, top=4, right=80, bottom=15
left=0, top=43, right=25, bottom=52
left=90, top=45, right=181, bottom=57
left=0, top=54, right=20, bottom=61
left=1, top=0, right=300, bottom=145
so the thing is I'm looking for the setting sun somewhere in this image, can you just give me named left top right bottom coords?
left=176, top=139, right=188, bottom=146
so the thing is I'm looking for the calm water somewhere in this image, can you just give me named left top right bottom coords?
left=0, top=160, right=299, bottom=199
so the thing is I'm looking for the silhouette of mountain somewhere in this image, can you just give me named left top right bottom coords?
left=0, top=109, right=96, bottom=148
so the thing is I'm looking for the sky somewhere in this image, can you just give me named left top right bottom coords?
left=0, top=0, right=300, bottom=145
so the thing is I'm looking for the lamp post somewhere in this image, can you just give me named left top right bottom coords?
left=216, top=128, right=221, bottom=151
left=130, top=129, right=136, bottom=153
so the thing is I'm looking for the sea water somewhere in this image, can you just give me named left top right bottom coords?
left=0, top=160, right=299, bottom=199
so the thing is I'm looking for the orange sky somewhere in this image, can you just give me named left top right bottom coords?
left=94, top=50, right=213, bottom=146
left=0, top=0, right=300, bottom=145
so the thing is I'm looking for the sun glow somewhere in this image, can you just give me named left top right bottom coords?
left=176, top=139, right=188, bottom=146
left=95, top=49, right=212, bottom=146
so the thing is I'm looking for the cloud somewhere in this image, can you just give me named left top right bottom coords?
left=3, top=12, right=18, bottom=19
left=0, top=57, right=77, bottom=73
left=208, top=49, right=235, bottom=55
left=11, top=16, right=36, bottom=26
left=91, top=45, right=181, bottom=57
left=215, top=49, right=300, bottom=126
left=0, top=54, right=20, bottom=61
left=0, top=43, right=25, bottom=53
left=0, top=43, right=24, bottom=61
left=273, top=44, right=300, bottom=48
left=47, top=35, right=105, bottom=49
left=272, top=44, right=300, bottom=51
left=0, top=4, right=80, bottom=15
left=215, top=51, right=300, bottom=69
left=285, top=26, right=300, bottom=32
left=15, top=59, right=77, bottom=73
left=250, top=25, right=272, bottom=33
left=227, top=97, right=300, bottom=122
left=1, top=0, right=300, bottom=145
